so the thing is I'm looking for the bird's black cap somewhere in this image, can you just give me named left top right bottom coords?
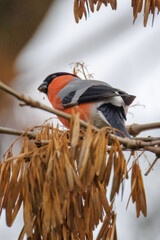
left=38, top=72, right=78, bottom=94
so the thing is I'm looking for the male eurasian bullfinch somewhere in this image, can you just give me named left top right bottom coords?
left=38, top=72, right=136, bottom=138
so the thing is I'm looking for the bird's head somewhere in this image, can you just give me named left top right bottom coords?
left=38, top=72, right=78, bottom=94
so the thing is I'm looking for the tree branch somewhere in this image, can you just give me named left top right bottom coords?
left=132, top=136, right=160, bottom=142
left=1, top=126, right=160, bottom=143
left=0, top=126, right=160, bottom=156
left=1, top=81, right=160, bottom=157
left=0, top=81, right=89, bottom=128
left=0, top=127, right=36, bottom=139
left=127, top=122, right=160, bottom=136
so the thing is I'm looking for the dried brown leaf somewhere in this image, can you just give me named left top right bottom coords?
left=65, top=154, right=75, bottom=191
left=42, top=181, right=52, bottom=239
left=23, top=178, right=33, bottom=238
left=110, top=214, right=117, bottom=240
left=79, top=127, right=93, bottom=180
left=53, top=199, right=63, bottom=227
left=110, top=0, right=117, bottom=10
left=72, top=170, right=83, bottom=191
left=137, top=170, right=147, bottom=217
left=79, top=0, right=87, bottom=19
left=66, top=192, right=71, bottom=228
left=144, top=0, right=151, bottom=26
left=18, top=225, right=26, bottom=240
left=84, top=188, right=92, bottom=233
left=72, top=193, right=81, bottom=219
left=92, top=187, right=103, bottom=224
left=51, top=200, right=57, bottom=229
left=133, top=0, right=143, bottom=20
left=89, top=0, right=95, bottom=12
left=98, top=182, right=110, bottom=215
left=0, top=162, right=11, bottom=209
left=110, top=141, right=127, bottom=201
left=62, top=225, right=69, bottom=240
left=8, top=191, right=23, bottom=227
left=110, top=145, right=120, bottom=200
left=5, top=161, right=23, bottom=226
left=151, top=0, right=156, bottom=13
left=94, top=130, right=106, bottom=177
left=156, top=0, right=160, bottom=10
left=74, top=0, right=80, bottom=23
left=104, top=144, right=114, bottom=187
left=96, top=214, right=110, bottom=240
left=131, top=163, right=147, bottom=217
left=97, top=1, right=103, bottom=11
left=71, top=113, right=80, bottom=159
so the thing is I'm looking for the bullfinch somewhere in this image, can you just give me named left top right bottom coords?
left=38, top=72, right=135, bottom=137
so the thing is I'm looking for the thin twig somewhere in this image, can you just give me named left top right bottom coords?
left=3, top=151, right=33, bottom=163
left=145, top=156, right=160, bottom=176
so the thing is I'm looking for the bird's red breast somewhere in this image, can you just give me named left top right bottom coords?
left=47, top=75, right=74, bottom=109
left=57, top=103, right=93, bottom=128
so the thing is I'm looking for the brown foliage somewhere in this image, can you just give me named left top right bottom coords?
left=74, top=0, right=116, bottom=23
left=131, top=162, right=147, bottom=217
left=0, top=115, right=147, bottom=239
left=132, top=0, right=160, bottom=26
left=70, top=61, right=94, bottom=80
left=73, top=0, right=160, bottom=26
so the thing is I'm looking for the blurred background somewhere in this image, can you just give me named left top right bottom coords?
left=0, top=0, right=160, bottom=239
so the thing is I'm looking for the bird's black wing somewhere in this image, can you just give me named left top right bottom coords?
left=98, top=103, right=131, bottom=138
left=62, top=84, right=119, bottom=107
left=58, top=79, right=135, bottom=108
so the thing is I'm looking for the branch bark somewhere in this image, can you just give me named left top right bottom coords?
left=0, top=127, right=36, bottom=139
left=1, top=126, right=160, bottom=143
left=0, top=81, right=89, bottom=128
left=127, top=122, right=160, bottom=136
left=145, top=156, right=159, bottom=176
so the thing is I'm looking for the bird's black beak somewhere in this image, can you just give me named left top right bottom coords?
left=38, top=82, right=48, bottom=94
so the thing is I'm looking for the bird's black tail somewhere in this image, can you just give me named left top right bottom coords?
left=98, top=103, right=130, bottom=138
